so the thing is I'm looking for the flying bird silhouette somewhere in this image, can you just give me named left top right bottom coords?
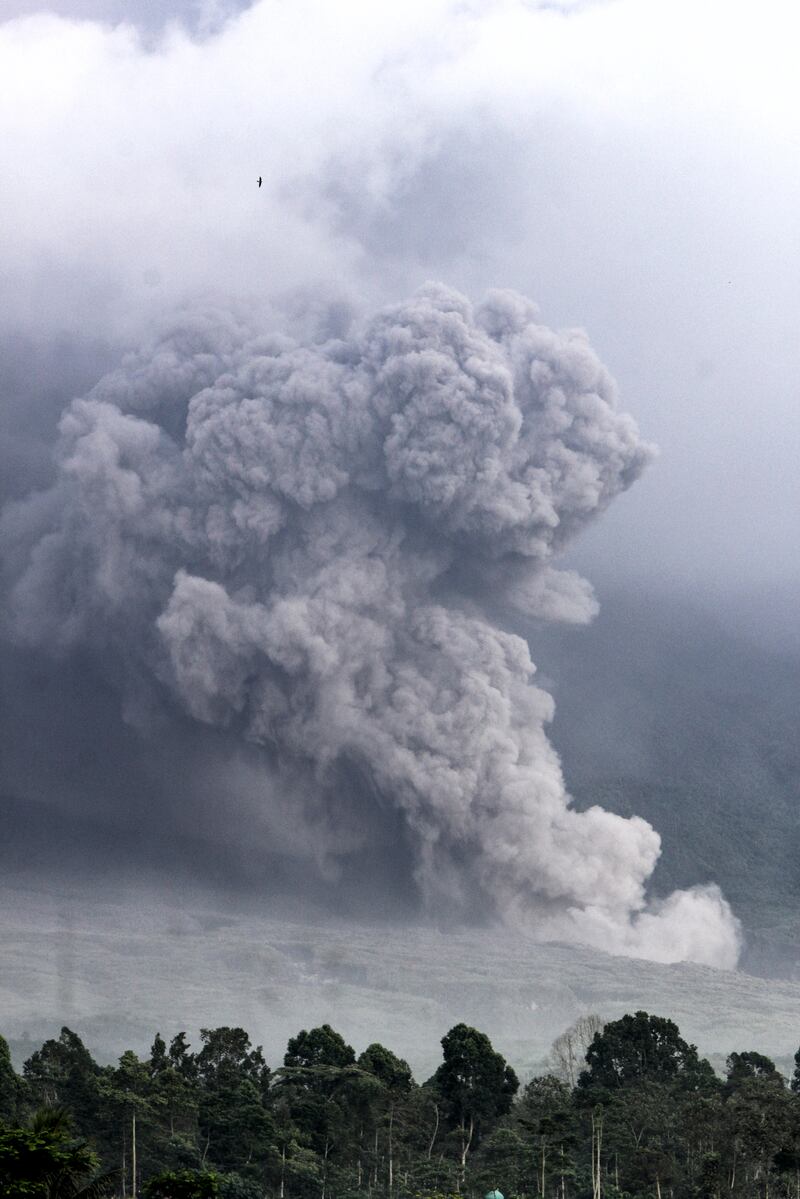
left=257, top=176, right=262, bottom=188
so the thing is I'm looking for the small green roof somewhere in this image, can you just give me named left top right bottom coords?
left=485, top=1191, right=504, bottom=1199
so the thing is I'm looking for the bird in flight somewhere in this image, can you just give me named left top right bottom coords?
left=257, top=176, right=262, bottom=188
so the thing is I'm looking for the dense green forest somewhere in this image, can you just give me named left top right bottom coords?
left=3, top=1011, right=800, bottom=1199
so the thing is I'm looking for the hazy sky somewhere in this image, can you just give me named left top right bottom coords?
left=1, top=0, right=798, bottom=971
left=2, top=0, right=799, bottom=601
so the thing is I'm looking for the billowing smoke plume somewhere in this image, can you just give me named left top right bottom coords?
left=0, top=284, right=741, bottom=967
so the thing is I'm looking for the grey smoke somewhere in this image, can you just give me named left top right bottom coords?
left=0, top=284, right=740, bottom=966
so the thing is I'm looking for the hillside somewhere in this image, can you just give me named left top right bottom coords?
left=3, top=881, right=800, bottom=1081
left=532, top=589, right=800, bottom=976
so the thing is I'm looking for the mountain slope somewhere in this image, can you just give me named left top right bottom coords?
left=532, top=589, right=800, bottom=975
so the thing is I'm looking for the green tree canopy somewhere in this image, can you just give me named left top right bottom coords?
left=196, top=1029, right=270, bottom=1096
left=0, top=1034, right=23, bottom=1126
left=144, top=1168, right=220, bottom=1199
left=0, top=1107, right=115, bottom=1199
left=284, top=1025, right=356, bottom=1072
left=168, top=1034, right=197, bottom=1082
left=23, top=1030, right=102, bottom=1140
left=725, top=1051, right=785, bottom=1092
left=432, top=1025, right=518, bottom=1128
left=191, top=1031, right=274, bottom=1178
left=578, top=1010, right=716, bottom=1095
left=357, top=1044, right=413, bottom=1093
left=149, top=1035, right=169, bottom=1079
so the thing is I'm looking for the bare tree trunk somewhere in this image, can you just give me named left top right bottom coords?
left=280, top=1145, right=286, bottom=1199
left=655, top=1176, right=662, bottom=1199
left=357, top=1123, right=363, bottom=1190
left=541, top=1139, right=547, bottom=1199
left=459, top=1116, right=474, bottom=1191
left=591, top=1109, right=603, bottom=1199
left=322, top=1139, right=330, bottom=1199
left=132, top=1109, right=137, bottom=1199
left=427, top=1103, right=440, bottom=1160
left=373, top=1127, right=379, bottom=1188
left=388, top=1106, right=394, bottom=1196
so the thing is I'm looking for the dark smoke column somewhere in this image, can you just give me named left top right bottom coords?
left=0, top=284, right=741, bottom=967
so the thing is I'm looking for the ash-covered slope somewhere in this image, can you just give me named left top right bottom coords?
left=533, top=589, right=800, bottom=977
left=2, top=882, right=800, bottom=1080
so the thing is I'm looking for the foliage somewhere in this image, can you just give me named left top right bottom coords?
left=2, top=1010, right=800, bottom=1199
left=0, top=1034, right=25, bottom=1125
left=430, top=1024, right=519, bottom=1137
left=725, top=1051, right=785, bottom=1092
left=0, top=1107, right=115, bottom=1198
left=578, top=1010, right=717, bottom=1096
left=143, top=1168, right=220, bottom=1198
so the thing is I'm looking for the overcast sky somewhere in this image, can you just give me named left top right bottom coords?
left=2, top=0, right=799, bottom=605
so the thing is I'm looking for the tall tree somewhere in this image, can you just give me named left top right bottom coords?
left=727, top=1077, right=794, bottom=1199
left=517, top=1076, right=578, bottom=1199
left=194, top=1030, right=274, bottom=1182
left=430, top=1024, right=518, bottom=1184
left=284, top=1027, right=355, bottom=1074
left=168, top=1035, right=197, bottom=1083
left=279, top=1026, right=361, bottom=1198
left=726, top=1053, right=785, bottom=1093
left=97, top=1049, right=163, bottom=1197
left=578, top=1011, right=716, bottom=1096
left=23, top=1029, right=102, bottom=1142
left=196, top=1029, right=270, bottom=1099
left=358, top=1043, right=415, bottom=1193
left=149, top=1037, right=169, bottom=1081
left=0, top=1035, right=24, bottom=1126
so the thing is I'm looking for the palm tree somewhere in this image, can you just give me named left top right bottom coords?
left=0, top=1106, right=116, bottom=1199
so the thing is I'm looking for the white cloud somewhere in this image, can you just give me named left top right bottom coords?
left=2, top=0, right=799, bottom=338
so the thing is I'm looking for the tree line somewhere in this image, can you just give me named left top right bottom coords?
left=2, top=1010, right=800, bottom=1199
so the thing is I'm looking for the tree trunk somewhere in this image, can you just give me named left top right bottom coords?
left=427, top=1103, right=439, bottom=1160
left=321, top=1139, right=330, bottom=1199
left=132, top=1109, right=137, bottom=1199
left=591, top=1109, right=603, bottom=1199
left=388, top=1105, right=394, bottom=1196
left=374, top=1126, right=379, bottom=1188
left=459, top=1115, right=474, bottom=1191
left=280, top=1145, right=286, bottom=1199
left=357, top=1123, right=363, bottom=1190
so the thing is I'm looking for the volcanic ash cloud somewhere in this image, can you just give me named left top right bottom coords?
left=0, top=284, right=741, bottom=968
